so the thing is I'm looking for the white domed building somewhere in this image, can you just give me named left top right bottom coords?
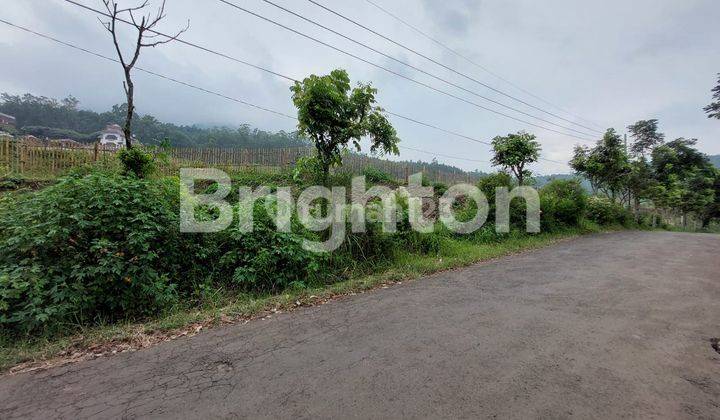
left=98, top=124, right=126, bottom=148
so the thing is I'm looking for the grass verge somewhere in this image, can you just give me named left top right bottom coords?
left=0, top=224, right=614, bottom=374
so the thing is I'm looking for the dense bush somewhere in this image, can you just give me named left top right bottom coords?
left=362, top=167, right=397, bottom=185
left=0, top=162, right=633, bottom=337
left=292, top=156, right=324, bottom=184
left=0, top=171, right=329, bottom=334
left=0, top=173, right=201, bottom=334
left=585, top=196, right=632, bottom=226
left=540, top=179, right=587, bottom=230
left=118, top=147, right=155, bottom=178
left=477, top=172, right=514, bottom=204
left=476, top=172, right=532, bottom=230
left=0, top=177, right=24, bottom=191
left=432, top=182, right=448, bottom=197
left=213, top=200, right=323, bottom=291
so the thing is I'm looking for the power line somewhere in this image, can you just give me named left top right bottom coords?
left=387, top=112, right=566, bottom=165
left=0, top=17, right=504, bottom=168
left=63, top=0, right=592, bottom=143
left=26, top=6, right=572, bottom=166
left=398, top=145, right=488, bottom=164
left=305, top=0, right=603, bottom=135
left=0, top=17, right=296, bottom=120
left=364, top=0, right=607, bottom=131
left=250, top=0, right=598, bottom=138
left=215, top=0, right=594, bottom=141
left=63, top=0, right=298, bottom=83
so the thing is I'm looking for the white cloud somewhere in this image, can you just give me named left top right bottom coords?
left=0, top=0, right=718, bottom=174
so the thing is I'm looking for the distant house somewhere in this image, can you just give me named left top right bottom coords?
left=99, top=124, right=126, bottom=148
left=0, top=112, right=16, bottom=126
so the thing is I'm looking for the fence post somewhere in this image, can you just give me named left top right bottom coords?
left=93, top=142, right=99, bottom=162
left=2, top=137, right=8, bottom=175
left=19, top=142, right=26, bottom=175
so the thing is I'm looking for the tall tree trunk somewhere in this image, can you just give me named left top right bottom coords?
left=123, top=74, right=134, bottom=149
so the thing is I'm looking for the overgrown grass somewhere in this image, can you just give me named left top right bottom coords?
left=0, top=223, right=610, bottom=373
left=0, top=169, right=637, bottom=372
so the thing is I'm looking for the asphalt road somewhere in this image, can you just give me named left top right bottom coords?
left=1, top=231, right=719, bottom=419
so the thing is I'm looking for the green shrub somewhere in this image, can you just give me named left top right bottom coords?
left=0, top=176, right=24, bottom=191
left=362, top=167, right=397, bottom=185
left=118, top=147, right=155, bottom=178
left=433, top=182, right=448, bottom=197
left=477, top=172, right=514, bottom=204
left=293, top=156, right=324, bottom=184
left=0, top=173, right=203, bottom=334
left=231, top=168, right=294, bottom=190
left=540, top=179, right=587, bottom=231
left=215, top=226, right=322, bottom=291
left=585, top=196, right=632, bottom=226
left=477, top=172, right=533, bottom=230
left=213, top=200, right=323, bottom=291
left=466, top=224, right=507, bottom=243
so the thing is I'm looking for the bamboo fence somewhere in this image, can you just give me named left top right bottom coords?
left=0, top=138, right=479, bottom=184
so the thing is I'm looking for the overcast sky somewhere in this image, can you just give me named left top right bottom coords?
left=1, top=0, right=718, bottom=174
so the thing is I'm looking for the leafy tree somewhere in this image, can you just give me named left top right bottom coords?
left=650, top=138, right=716, bottom=224
left=290, top=69, right=399, bottom=180
left=570, top=129, right=630, bottom=200
left=700, top=170, right=720, bottom=227
left=490, top=131, right=541, bottom=185
left=651, top=138, right=710, bottom=183
left=624, top=120, right=665, bottom=216
left=627, top=119, right=664, bottom=157
left=704, top=73, right=720, bottom=120
left=625, top=157, right=655, bottom=216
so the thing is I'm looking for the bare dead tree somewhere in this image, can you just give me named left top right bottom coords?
left=100, top=0, right=188, bottom=148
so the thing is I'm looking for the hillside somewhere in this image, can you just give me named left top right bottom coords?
left=0, top=92, right=477, bottom=176
left=0, top=93, right=307, bottom=149
left=710, top=154, right=720, bottom=169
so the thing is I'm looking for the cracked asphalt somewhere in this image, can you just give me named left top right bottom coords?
left=1, top=231, right=719, bottom=419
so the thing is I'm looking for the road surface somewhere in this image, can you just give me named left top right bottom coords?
left=1, top=231, right=719, bottom=419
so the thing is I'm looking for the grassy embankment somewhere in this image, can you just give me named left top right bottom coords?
left=0, top=164, right=636, bottom=373
left=0, top=222, right=610, bottom=373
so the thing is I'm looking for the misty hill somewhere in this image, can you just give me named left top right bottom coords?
left=0, top=93, right=307, bottom=149
left=534, top=173, right=591, bottom=190
left=0, top=92, right=477, bottom=176
left=710, top=155, right=720, bottom=169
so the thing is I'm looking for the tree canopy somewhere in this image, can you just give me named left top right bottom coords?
left=650, top=138, right=716, bottom=218
left=627, top=119, right=664, bottom=157
left=570, top=125, right=718, bottom=227
left=290, top=69, right=399, bottom=179
left=570, top=129, right=630, bottom=199
left=704, top=73, right=720, bottom=120
left=490, top=131, right=540, bottom=186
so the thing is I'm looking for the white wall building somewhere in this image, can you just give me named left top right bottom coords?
left=98, top=124, right=126, bottom=148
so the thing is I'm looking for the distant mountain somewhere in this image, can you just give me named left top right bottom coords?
left=710, top=155, right=720, bottom=169
left=0, top=92, right=308, bottom=148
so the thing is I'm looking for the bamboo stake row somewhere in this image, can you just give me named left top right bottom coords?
left=0, top=139, right=479, bottom=184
